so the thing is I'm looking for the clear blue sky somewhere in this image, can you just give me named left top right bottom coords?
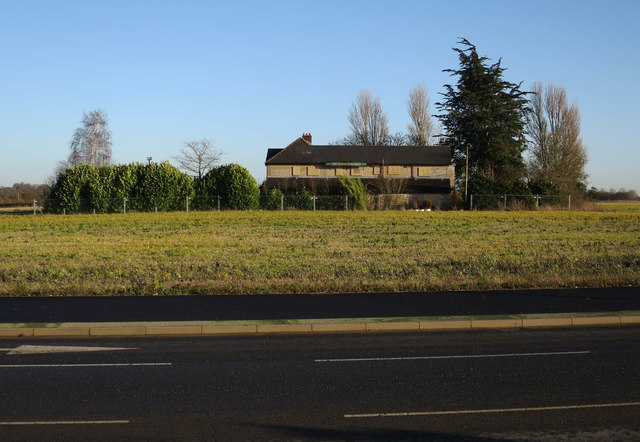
left=1, top=0, right=639, bottom=191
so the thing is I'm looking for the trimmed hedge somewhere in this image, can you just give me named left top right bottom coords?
left=261, top=188, right=284, bottom=210
left=45, top=162, right=258, bottom=213
left=134, top=162, right=193, bottom=211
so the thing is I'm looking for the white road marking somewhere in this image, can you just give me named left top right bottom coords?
left=0, top=363, right=171, bottom=368
left=316, top=350, right=590, bottom=362
left=0, top=420, right=129, bottom=425
left=4, top=345, right=137, bottom=355
left=345, top=401, right=640, bottom=418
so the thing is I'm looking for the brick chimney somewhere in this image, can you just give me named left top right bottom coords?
left=302, top=133, right=312, bottom=144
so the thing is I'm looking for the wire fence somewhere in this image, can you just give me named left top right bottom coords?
left=469, top=194, right=571, bottom=211
left=0, top=201, right=45, bottom=215
left=1, top=193, right=571, bottom=214
left=3, top=194, right=446, bottom=214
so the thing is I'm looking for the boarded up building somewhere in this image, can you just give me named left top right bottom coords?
left=265, top=134, right=455, bottom=208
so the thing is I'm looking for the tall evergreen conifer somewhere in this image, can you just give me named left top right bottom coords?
left=437, top=39, right=529, bottom=199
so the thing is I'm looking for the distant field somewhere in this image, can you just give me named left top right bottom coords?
left=597, top=200, right=640, bottom=212
left=0, top=205, right=41, bottom=214
left=0, top=210, right=638, bottom=296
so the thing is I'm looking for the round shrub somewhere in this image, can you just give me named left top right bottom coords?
left=197, top=163, right=259, bottom=210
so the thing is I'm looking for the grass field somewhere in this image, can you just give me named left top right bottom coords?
left=0, top=210, right=639, bottom=296
left=596, top=200, right=640, bottom=212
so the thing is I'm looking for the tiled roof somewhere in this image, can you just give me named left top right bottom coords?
left=266, top=148, right=284, bottom=162
left=265, top=138, right=451, bottom=166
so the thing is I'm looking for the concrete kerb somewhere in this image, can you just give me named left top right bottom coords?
left=312, top=323, right=367, bottom=333
left=621, top=316, right=640, bottom=324
left=571, top=316, right=621, bottom=326
left=522, top=317, right=573, bottom=328
left=0, top=328, right=34, bottom=337
left=203, top=324, right=258, bottom=335
left=90, top=326, right=147, bottom=337
left=0, top=314, right=638, bottom=338
left=33, top=327, right=90, bottom=337
left=420, top=320, right=471, bottom=330
left=472, top=318, right=523, bottom=329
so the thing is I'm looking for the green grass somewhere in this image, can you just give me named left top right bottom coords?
left=597, top=201, right=640, bottom=212
left=0, top=210, right=639, bottom=296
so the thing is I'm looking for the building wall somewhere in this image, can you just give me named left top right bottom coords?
left=267, top=164, right=454, bottom=186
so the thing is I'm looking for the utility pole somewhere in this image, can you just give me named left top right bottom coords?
left=465, top=145, right=469, bottom=201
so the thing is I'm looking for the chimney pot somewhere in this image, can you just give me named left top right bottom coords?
left=302, top=133, right=312, bottom=144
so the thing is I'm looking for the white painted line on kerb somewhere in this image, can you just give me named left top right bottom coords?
left=316, top=350, right=590, bottom=363
left=0, top=363, right=172, bottom=368
left=345, top=401, right=640, bottom=418
left=0, top=420, right=129, bottom=426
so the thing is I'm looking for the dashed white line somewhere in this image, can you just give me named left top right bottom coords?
left=0, top=363, right=172, bottom=368
left=344, top=401, right=640, bottom=418
left=315, top=350, right=590, bottom=363
left=0, top=420, right=130, bottom=425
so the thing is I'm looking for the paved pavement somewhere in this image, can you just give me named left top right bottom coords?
left=1, top=287, right=639, bottom=323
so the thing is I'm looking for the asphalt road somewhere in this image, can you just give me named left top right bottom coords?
left=1, top=327, right=639, bottom=441
left=1, top=287, right=639, bottom=323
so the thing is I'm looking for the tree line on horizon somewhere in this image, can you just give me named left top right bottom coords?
left=586, top=188, right=639, bottom=201
left=45, top=39, right=593, bottom=209
left=0, top=183, right=49, bottom=205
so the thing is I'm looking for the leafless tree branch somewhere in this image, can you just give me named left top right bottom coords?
left=527, top=82, right=588, bottom=193
left=407, top=85, right=435, bottom=146
left=347, top=90, right=389, bottom=146
left=173, top=139, right=225, bottom=179
left=68, top=109, right=112, bottom=167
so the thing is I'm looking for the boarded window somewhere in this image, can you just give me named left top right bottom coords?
left=292, top=166, right=306, bottom=176
left=387, top=166, right=402, bottom=175
left=336, top=168, right=348, bottom=176
left=418, top=167, right=432, bottom=177
left=362, top=167, right=375, bottom=176
left=308, top=166, right=319, bottom=176
left=269, top=166, right=292, bottom=177
left=351, top=167, right=362, bottom=176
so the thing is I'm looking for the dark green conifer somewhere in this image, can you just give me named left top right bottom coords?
left=437, top=39, right=530, bottom=200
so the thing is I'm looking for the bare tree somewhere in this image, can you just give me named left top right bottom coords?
left=527, top=82, right=588, bottom=194
left=386, top=132, right=409, bottom=146
left=45, top=160, right=70, bottom=187
left=374, top=175, right=409, bottom=209
left=347, top=90, right=389, bottom=146
left=68, top=109, right=112, bottom=167
left=173, top=139, right=224, bottom=179
left=407, top=85, right=435, bottom=146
